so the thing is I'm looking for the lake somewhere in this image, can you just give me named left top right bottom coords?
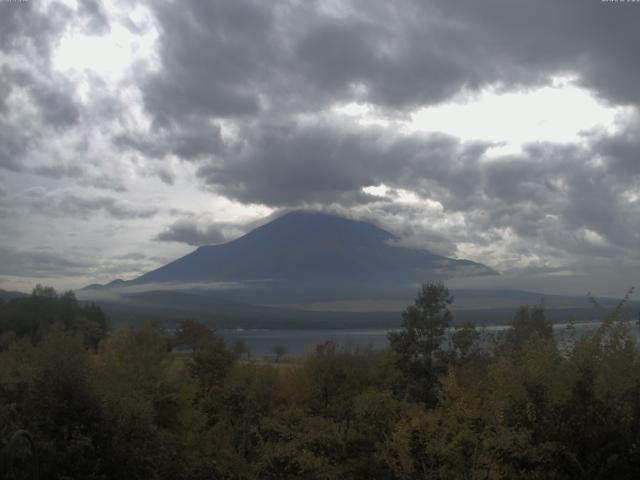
left=218, top=321, right=618, bottom=357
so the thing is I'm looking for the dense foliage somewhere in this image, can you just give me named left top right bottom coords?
left=1, top=283, right=639, bottom=479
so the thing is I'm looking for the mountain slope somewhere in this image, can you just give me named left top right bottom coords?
left=132, top=211, right=496, bottom=286
left=81, top=211, right=497, bottom=308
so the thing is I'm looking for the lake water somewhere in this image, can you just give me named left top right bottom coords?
left=218, top=321, right=619, bottom=357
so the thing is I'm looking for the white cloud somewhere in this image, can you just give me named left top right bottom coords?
left=334, top=78, right=629, bottom=158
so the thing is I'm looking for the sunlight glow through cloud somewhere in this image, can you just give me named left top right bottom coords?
left=52, top=3, right=159, bottom=80
left=335, top=77, right=629, bottom=158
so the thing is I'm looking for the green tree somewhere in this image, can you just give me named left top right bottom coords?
left=15, top=327, right=105, bottom=479
left=190, top=334, right=237, bottom=395
left=388, top=282, right=453, bottom=405
left=173, top=319, right=215, bottom=353
left=503, top=304, right=553, bottom=351
left=451, top=322, right=481, bottom=363
left=0, top=286, right=109, bottom=349
left=93, top=324, right=203, bottom=479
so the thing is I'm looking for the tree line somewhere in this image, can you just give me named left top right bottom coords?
left=0, top=283, right=639, bottom=479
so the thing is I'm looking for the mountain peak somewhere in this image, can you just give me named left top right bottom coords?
left=236, top=210, right=394, bottom=247
left=275, top=210, right=361, bottom=223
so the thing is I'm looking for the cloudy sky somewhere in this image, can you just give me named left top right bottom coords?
left=0, top=0, right=638, bottom=296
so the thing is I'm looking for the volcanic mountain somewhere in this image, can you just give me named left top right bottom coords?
left=90, top=211, right=496, bottom=304
left=79, top=212, right=638, bottom=327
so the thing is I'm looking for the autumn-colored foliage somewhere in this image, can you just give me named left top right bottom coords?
left=1, top=284, right=640, bottom=479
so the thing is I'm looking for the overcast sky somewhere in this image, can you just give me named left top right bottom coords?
left=0, top=0, right=639, bottom=296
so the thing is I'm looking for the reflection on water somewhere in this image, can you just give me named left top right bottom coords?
left=218, top=321, right=626, bottom=357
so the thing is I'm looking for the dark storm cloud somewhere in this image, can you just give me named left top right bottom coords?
left=144, top=0, right=462, bottom=120
left=114, top=120, right=223, bottom=161
left=291, top=4, right=488, bottom=110
left=143, top=0, right=272, bottom=123
left=144, top=0, right=472, bottom=122
left=431, top=0, right=640, bottom=107
left=119, top=0, right=640, bottom=207
left=155, top=219, right=232, bottom=246
left=591, top=115, right=640, bottom=182
left=197, top=121, right=487, bottom=207
left=143, top=0, right=640, bottom=129
left=198, top=123, right=385, bottom=206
